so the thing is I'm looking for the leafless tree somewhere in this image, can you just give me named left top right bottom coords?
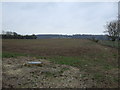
left=104, top=20, right=119, bottom=41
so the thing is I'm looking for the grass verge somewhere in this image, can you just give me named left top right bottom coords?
left=99, top=40, right=120, bottom=48
left=2, top=52, right=28, bottom=58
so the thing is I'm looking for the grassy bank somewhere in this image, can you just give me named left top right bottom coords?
left=99, top=40, right=120, bottom=48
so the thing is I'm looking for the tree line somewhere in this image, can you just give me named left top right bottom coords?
left=1, top=31, right=37, bottom=39
left=1, top=20, right=119, bottom=40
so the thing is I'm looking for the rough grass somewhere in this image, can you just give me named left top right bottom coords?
left=2, top=39, right=119, bottom=88
left=2, top=52, right=28, bottom=58
left=99, top=40, right=120, bottom=48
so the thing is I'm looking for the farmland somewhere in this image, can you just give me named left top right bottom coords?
left=2, top=39, right=119, bottom=88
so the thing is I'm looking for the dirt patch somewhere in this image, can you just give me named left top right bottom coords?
left=2, top=56, right=95, bottom=88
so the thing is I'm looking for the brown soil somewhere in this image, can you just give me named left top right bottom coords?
left=2, top=39, right=117, bottom=57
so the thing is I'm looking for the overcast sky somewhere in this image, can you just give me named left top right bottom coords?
left=2, top=2, right=117, bottom=35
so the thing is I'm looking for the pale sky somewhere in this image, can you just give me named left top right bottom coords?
left=2, top=2, right=118, bottom=35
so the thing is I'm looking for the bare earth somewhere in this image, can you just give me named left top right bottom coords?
left=2, top=56, right=97, bottom=88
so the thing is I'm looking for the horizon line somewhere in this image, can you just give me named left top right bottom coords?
left=35, top=33, right=106, bottom=35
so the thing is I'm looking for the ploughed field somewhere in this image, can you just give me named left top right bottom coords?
left=2, top=39, right=119, bottom=88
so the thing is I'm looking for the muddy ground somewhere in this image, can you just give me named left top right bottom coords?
left=2, top=56, right=98, bottom=88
